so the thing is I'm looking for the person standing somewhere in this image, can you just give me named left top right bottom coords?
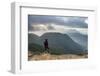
left=44, top=39, right=49, bottom=52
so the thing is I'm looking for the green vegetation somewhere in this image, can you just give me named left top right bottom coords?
left=28, top=43, right=44, bottom=53
left=28, top=43, right=65, bottom=55
left=28, top=43, right=88, bottom=55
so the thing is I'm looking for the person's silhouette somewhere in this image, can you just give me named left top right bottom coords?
left=44, top=39, right=49, bottom=51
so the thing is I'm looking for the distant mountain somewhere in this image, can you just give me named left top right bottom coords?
left=28, top=33, right=41, bottom=45
left=28, top=32, right=87, bottom=54
left=66, top=30, right=88, bottom=50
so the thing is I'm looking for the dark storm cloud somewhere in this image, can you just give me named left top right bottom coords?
left=28, top=15, right=88, bottom=31
left=28, top=15, right=63, bottom=26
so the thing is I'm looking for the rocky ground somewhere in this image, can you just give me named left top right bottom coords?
left=28, top=51, right=88, bottom=61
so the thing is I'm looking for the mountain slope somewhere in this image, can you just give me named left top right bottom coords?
left=28, top=32, right=86, bottom=54
left=40, top=32, right=85, bottom=54
left=28, top=33, right=42, bottom=45
left=66, top=30, right=88, bottom=50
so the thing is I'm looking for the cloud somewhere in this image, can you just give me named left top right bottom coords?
left=29, top=24, right=87, bottom=36
left=28, top=15, right=88, bottom=31
left=29, top=24, right=55, bottom=31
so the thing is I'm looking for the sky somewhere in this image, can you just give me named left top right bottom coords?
left=28, top=15, right=88, bottom=36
